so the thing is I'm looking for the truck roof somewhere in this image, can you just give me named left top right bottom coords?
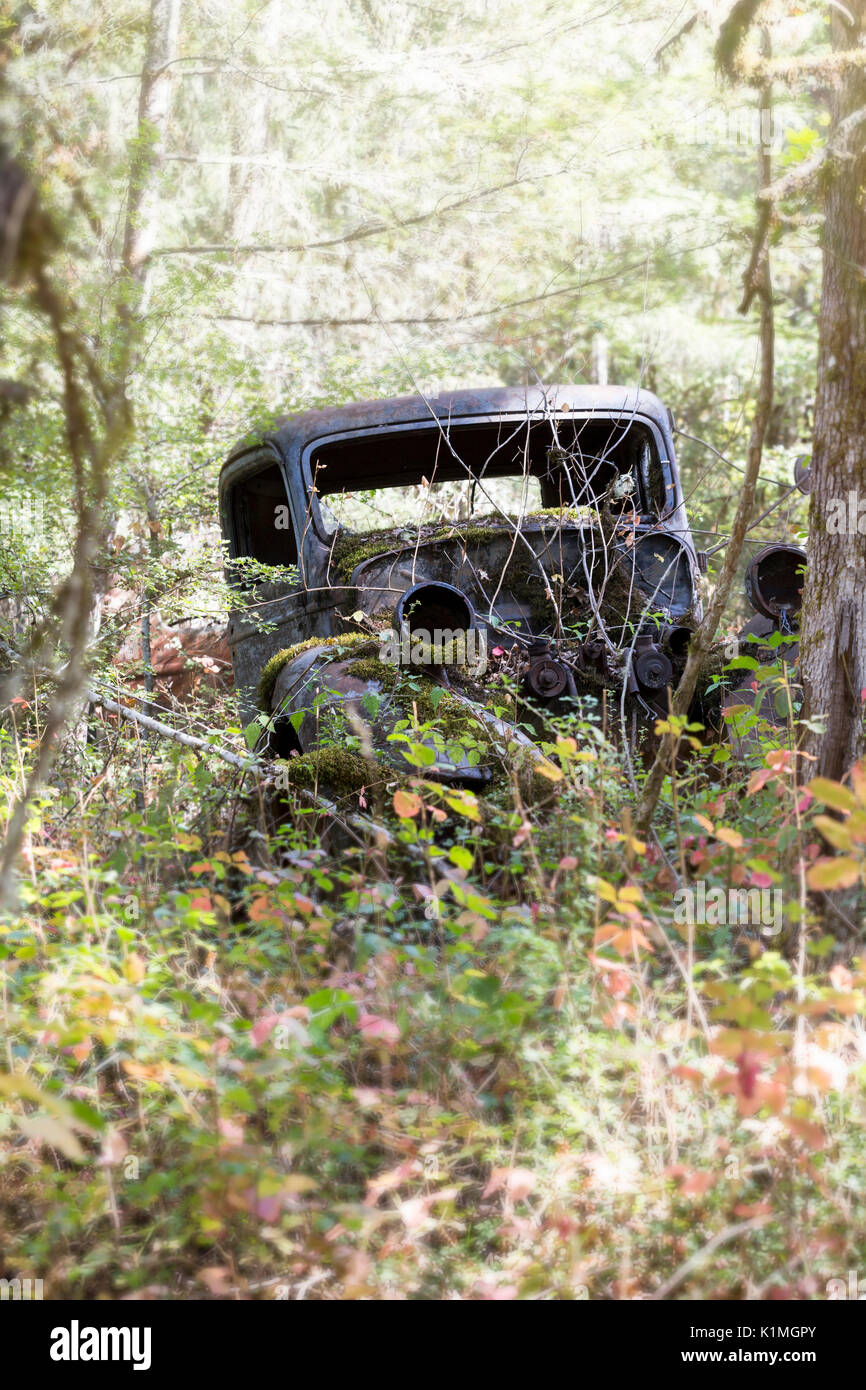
left=223, top=384, right=674, bottom=477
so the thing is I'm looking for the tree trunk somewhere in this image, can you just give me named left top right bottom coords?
left=798, top=0, right=866, bottom=780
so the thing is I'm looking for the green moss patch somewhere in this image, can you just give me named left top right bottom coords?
left=325, top=511, right=583, bottom=584
left=328, top=532, right=403, bottom=583
left=275, top=747, right=379, bottom=798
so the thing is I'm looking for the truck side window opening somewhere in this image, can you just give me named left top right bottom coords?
left=229, top=461, right=298, bottom=567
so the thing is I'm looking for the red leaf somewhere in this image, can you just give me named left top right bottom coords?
left=251, top=1013, right=278, bottom=1046
left=358, top=1013, right=400, bottom=1047
left=736, top=1049, right=762, bottom=1100
left=483, top=1166, right=536, bottom=1202
left=680, top=1171, right=716, bottom=1197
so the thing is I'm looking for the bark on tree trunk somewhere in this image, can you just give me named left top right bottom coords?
left=798, top=0, right=866, bottom=780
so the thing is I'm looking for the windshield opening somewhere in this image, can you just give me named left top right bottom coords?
left=307, top=416, right=662, bottom=539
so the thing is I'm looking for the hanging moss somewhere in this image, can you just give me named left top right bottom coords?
left=257, top=632, right=376, bottom=710
left=714, top=0, right=761, bottom=78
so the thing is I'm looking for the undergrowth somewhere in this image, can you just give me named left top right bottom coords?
left=1, top=653, right=865, bottom=1300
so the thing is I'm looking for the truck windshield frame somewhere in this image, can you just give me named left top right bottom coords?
left=299, top=412, right=672, bottom=548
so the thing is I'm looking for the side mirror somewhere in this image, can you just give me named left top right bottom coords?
left=793, top=454, right=812, bottom=495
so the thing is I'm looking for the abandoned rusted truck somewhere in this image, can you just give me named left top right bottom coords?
left=218, top=386, right=801, bottom=798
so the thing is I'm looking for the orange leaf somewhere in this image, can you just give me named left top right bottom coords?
left=747, top=768, right=772, bottom=795
left=483, top=1166, right=536, bottom=1202
left=715, top=826, right=744, bottom=849
left=594, top=922, right=653, bottom=956
left=784, top=1116, right=825, bottom=1150
left=851, top=758, right=866, bottom=806
left=249, top=895, right=278, bottom=922
left=806, top=857, right=859, bottom=891
left=393, top=789, right=422, bottom=819
left=680, top=1171, right=716, bottom=1197
left=671, top=1065, right=704, bottom=1086
left=733, top=1202, right=773, bottom=1219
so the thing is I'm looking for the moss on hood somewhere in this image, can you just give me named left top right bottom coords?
left=257, top=632, right=377, bottom=710
left=275, top=747, right=379, bottom=797
left=326, top=510, right=572, bottom=584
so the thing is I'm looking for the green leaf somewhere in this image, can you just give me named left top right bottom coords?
left=813, top=815, right=853, bottom=851
left=449, top=844, right=473, bottom=871
left=244, top=719, right=263, bottom=751
left=402, top=742, right=436, bottom=768
left=809, top=779, right=857, bottom=813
